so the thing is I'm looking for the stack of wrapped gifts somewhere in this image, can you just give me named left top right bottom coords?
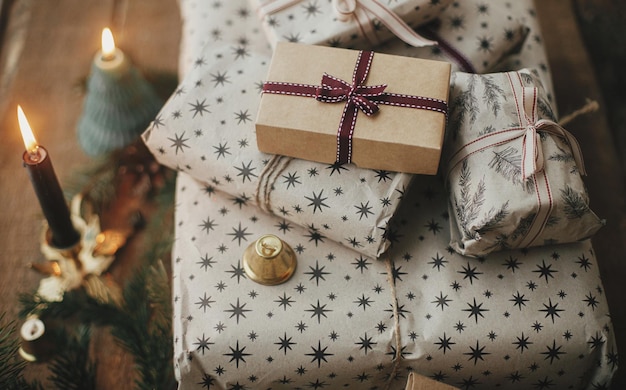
left=142, top=0, right=618, bottom=388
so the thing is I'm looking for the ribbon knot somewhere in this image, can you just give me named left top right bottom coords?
left=315, top=72, right=387, bottom=116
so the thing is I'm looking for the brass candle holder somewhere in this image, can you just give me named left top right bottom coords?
left=29, top=193, right=129, bottom=303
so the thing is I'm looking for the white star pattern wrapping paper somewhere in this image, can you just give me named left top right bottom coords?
left=173, top=171, right=617, bottom=389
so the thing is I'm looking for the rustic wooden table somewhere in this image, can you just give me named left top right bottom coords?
left=0, top=0, right=623, bottom=388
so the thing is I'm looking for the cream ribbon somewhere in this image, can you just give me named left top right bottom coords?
left=257, top=0, right=436, bottom=47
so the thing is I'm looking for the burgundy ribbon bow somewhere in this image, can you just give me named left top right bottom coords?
left=263, top=50, right=448, bottom=165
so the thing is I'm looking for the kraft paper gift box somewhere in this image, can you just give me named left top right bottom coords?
left=249, top=0, right=452, bottom=50
left=172, top=171, right=617, bottom=389
left=256, top=42, right=451, bottom=175
left=444, top=69, right=604, bottom=257
left=142, top=36, right=415, bottom=259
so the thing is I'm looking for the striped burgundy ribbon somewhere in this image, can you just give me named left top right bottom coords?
left=262, top=50, right=448, bottom=165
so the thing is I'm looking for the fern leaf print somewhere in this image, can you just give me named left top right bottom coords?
left=561, top=185, right=590, bottom=219
left=488, top=146, right=534, bottom=193
left=479, top=75, right=506, bottom=117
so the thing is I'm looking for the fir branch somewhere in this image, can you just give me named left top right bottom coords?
left=561, top=185, right=590, bottom=219
left=518, top=72, right=534, bottom=86
left=476, top=201, right=510, bottom=234
left=511, top=213, right=536, bottom=241
left=478, top=125, right=497, bottom=136
left=47, top=326, right=96, bottom=390
left=450, top=75, right=479, bottom=139
left=537, top=97, right=557, bottom=121
left=479, top=75, right=506, bottom=117
left=488, top=146, right=534, bottom=193
left=548, top=144, right=574, bottom=163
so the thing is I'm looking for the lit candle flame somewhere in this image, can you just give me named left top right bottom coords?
left=17, top=105, right=39, bottom=155
left=101, top=27, right=116, bottom=60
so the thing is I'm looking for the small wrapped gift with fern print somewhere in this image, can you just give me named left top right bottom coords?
left=444, top=69, right=603, bottom=257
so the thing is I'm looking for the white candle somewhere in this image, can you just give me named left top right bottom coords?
left=93, top=27, right=130, bottom=77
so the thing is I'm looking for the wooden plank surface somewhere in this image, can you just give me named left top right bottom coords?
left=0, top=0, right=180, bottom=388
left=0, top=0, right=622, bottom=388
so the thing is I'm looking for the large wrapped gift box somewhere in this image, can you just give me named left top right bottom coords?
left=444, top=69, right=603, bottom=257
left=256, top=42, right=451, bottom=174
left=142, top=32, right=413, bottom=259
left=172, top=171, right=617, bottom=389
left=250, top=0, right=452, bottom=50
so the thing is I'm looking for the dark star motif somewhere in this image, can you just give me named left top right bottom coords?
left=275, top=332, right=296, bottom=355
left=275, top=292, right=295, bottom=311
left=305, top=225, right=326, bottom=246
left=196, top=293, right=216, bottom=313
left=510, top=291, right=529, bottom=310
left=228, top=222, right=252, bottom=245
left=435, top=332, right=455, bottom=354
left=213, top=142, right=231, bottom=160
left=539, top=298, right=563, bottom=323
left=356, top=333, right=376, bottom=355
left=200, top=217, right=217, bottom=234
left=234, top=161, right=257, bottom=182
left=302, top=0, right=322, bottom=18
left=234, top=109, right=252, bottom=124
left=541, top=340, right=565, bottom=364
left=223, top=340, right=251, bottom=368
left=587, top=332, right=605, bottom=350
left=304, top=260, right=330, bottom=285
left=432, top=292, right=452, bottom=311
left=232, top=45, right=250, bottom=60
left=306, top=299, right=332, bottom=323
left=326, top=161, right=348, bottom=176
left=458, top=262, right=483, bottom=284
left=352, top=256, right=370, bottom=273
left=168, top=132, right=190, bottom=154
left=198, top=372, right=215, bottom=388
left=464, top=340, right=490, bottom=365
left=197, top=254, right=216, bottom=271
left=533, top=259, right=557, bottom=283
left=425, top=219, right=442, bottom=234
left=355, top=201, right=374, bottom=220
left=305, top=190, right=330, bottom=213
left=429, top=253, right=447, bottom=271
left=224, top=298, right=251, bottom=324
left=282, top=171, right=301, bottom=189
left=226, top=260, right=246, bottom=283
left=477, top=35, right=494, bottom=52
left=513, top=332, right=532, bottom=353
left=306, top=340, right=333, bottom=367
left=463, top=298, right=489, bottom=323
left=276, top=219, right=292, bottom=233
left=374, top=170, right=392, bottom=182
left=583, top=292, right=599, bottom=310
left=354, top=294, right=373, bottom=311
left=231, top=193, right=251, bottom=209
left=194, top=333, right=215, bottom=355
left=576, top=254, right=592, bottom=271
left=210, top=70, right=231, bottom=86
left=503, top=256, right=521, bottom=272
left=189, top=98, right=210, bottom=117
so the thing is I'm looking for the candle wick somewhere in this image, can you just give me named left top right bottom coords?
left=28, top=146, right=42, bottom=162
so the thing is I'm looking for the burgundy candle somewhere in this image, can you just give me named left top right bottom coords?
left=18, top=106, right=80, bottom=248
